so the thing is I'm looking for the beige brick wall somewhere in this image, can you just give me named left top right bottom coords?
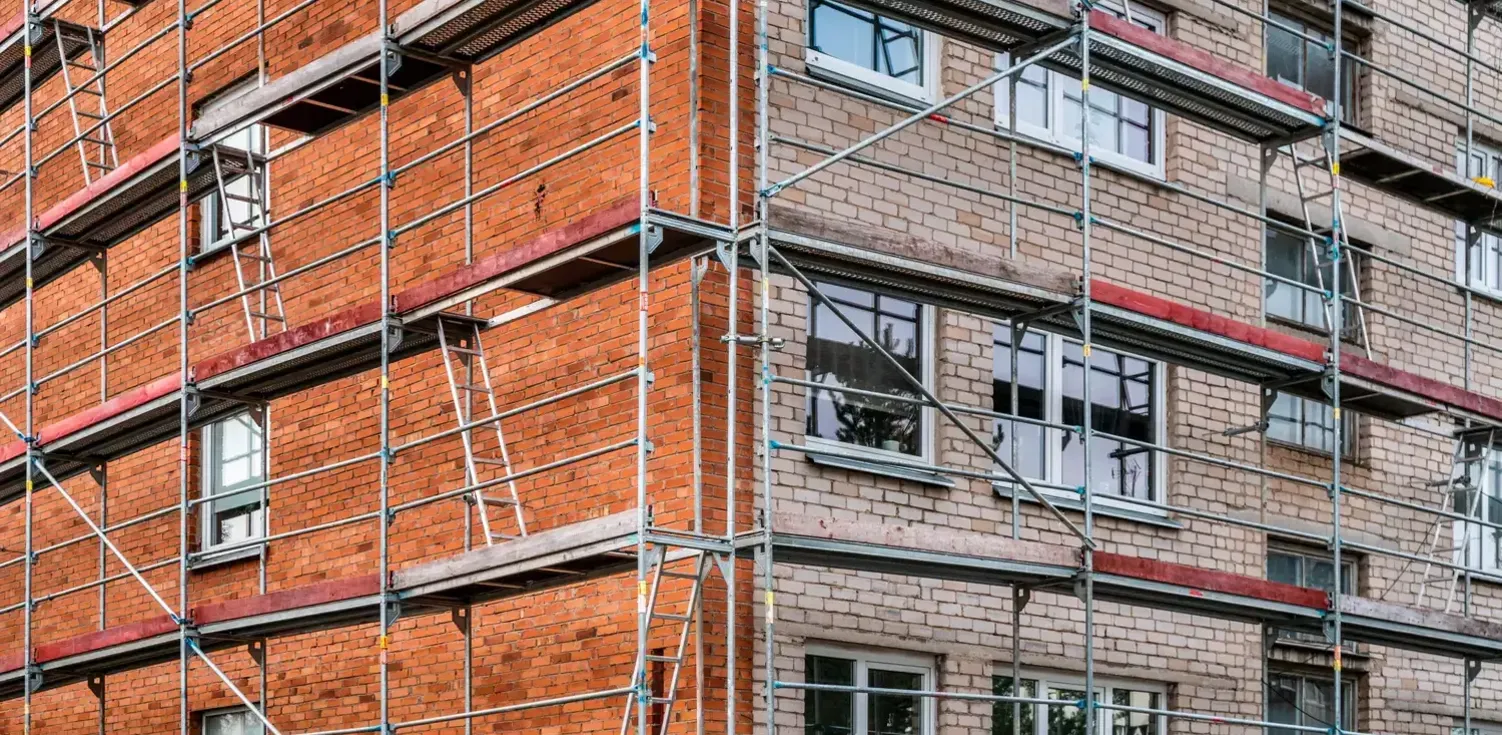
left=754, top=0, right=1502, bottom=730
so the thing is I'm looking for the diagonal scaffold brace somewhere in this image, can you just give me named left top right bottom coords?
left=0, top=405, right=287, bottom=735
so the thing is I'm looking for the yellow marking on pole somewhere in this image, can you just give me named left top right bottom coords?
left=1080, top=79, right=1090, bottom=92
left=25, top=480, right=32, bottom=493
left=1330, top=162, right=1340, bottom=176
left=24, top=278, right=32, bottom=289
left=381, top=93, right=390, bottom=107
left=380, top=375, right=389, bottom=390
left=638, top=580, right=648, bottom=597
left=1082, top=344, right=1092, bottom=358
left=1332, top=407, right=1341, bottom=420
left=23, top=45, right=30, bottom=58
left=180, top=179, right=188, bottom=192
left=378, top=634, right=389, bottom=650
left=1332, top=649, right=1342, bottom=672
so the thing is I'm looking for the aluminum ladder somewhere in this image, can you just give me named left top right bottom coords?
left=1281, top=136, right=1371, bottom=356
left=619, top=548, right=712, bottom=735
left=211, top=145, right=286, bottom=340
left=436, top=319, right=526, bottom=545
left=55, top=22, right=118, bottom=185
left=1415, top=426, right=1499, bottom=612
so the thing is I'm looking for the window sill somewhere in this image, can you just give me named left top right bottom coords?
left=1270, top=635, right=1367, bottom=659
left=189, top=543, right=264, bottom=571
left=807, top=450, right=956, bottom=488
left=805, top=51, right=935, bottom=110
left=992, top=483, right=1183, bottom=529
left=1266, top=438, right=1358, bottom=465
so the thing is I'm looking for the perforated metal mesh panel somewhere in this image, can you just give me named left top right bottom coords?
left=0, top=21, right=92, bottom=116
left=1046, top=35, right=1324, bottom=143
left=839, top=0, right=1066, bottom=50
left=406, top=0, right=599, bottom=61
left=50, top=148, right=248, bottom=248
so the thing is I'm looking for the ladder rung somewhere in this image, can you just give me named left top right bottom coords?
left=75, top=111, right=104, bottom=120
left=456, top=383, right=491, bottom=393
left=236, top=252, right=272, bottom=262
left=651, top=612, right=691, bottom=622
left=80, top=136, right=113, bottom=146
left=249, top=312, right=285, bottom=321
left=472, top=457, right=509, bottom=466
left=84, top=161, right=114, bottom=169
left=445, top=345, right=483, bottom=357
left=478, top=496, right=518, bottom=506
left=74, top=87, right=103, bottom=96
left=649, top=697, right=673, bottom=705
left=660, top=571, right=700, bottom=580
left=1301, top=189, right=1333, bottom=201
left=645, top=654, right=681, bottom=663
left=223, top=193, right=260, bottom=203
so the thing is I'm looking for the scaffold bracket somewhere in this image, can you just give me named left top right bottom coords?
left=87, top=675, right=103, bottom=699
left=24, top=665, right=41, bottom=695
left=1468, top=658, right=1483, bottom=680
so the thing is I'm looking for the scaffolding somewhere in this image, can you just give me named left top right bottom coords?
left=1, top=0, right=744, bottom=728
left=5, top=0, right=1502, bottom=726
left=748, top=0, right=1502, bottom=732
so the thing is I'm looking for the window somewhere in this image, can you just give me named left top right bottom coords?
left=1265, top=12, right=1359, bottom=123
left=203, top=707, right=265, bottom=735
left=1264, top=224, right=1361, bottom=336
left=995, top=3, right=1165, bottom=176
left=993, top=327, right=1164, bottom=505
left=200, top=80, right=267, bottom=254
left=1266, top=393, right=1355, bottom=457
left=1266, top=545, right=1356, bottom=649
left=1266, top=672, right=1355, bottom=735
left=806, top=647, right=933, bottom=735
left=806, top=0, right=934, bottom=103
left=806, top=283, right=931, bottom=459
left=1453, top=720, right=1502, bottom=735
left=201, top=412, right=266, bottom=553
left=1453, top=438, right=1502, bottom=572
left=993, top=671, right=1164, bottom=735
left=1458, top=143, right=1502, bottom=296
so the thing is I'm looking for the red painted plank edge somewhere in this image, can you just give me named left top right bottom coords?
left=0, top=135, right=179, bottom=252
left=0, top=374, right=182, bottom=466
left=194, top=574, right=381, bottom=624
left=1088, top=10, right=1327, bottom=118
left=1341, top=353, right=1502, bottom=425
left=1095, top=551, right=1330, bottom=609
left=193, top=301, right=383, bottom=382
left=1089, top=279, right=1328, bottom=362
left=390, top=196, right=640, bottom=313
left=32, top=614, right=177, bottom=664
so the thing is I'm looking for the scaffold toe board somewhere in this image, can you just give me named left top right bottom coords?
left=1047, top=10, right=1327, bottom=143
left=763, top=206, right=1079, bottom=319
left=0, top=137, right=252, bottom=310
left=0, top=14, right=94, bottom=115
left=395, top=199, right=722, bottom=319
left=759, top=514, right=1082, bottom=586
left=0, top=513, right=638, bottom=699
left=193, top=0, right=617, bottom=144
left=1339, top=128, right=1502, bottom=231
left=828, top=0, right=1068, bottom=55
left=0, top=309, right=485, bottom=507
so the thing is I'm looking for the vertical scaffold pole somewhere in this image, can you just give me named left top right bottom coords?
left=725, top=0, right=742, bottom=724
left=633, top=0, right=653, bottom=723
left=1077, top=6, right=1098, bottom=735
left=1327, top=0, right=1346, bottom=724
left=21, top=0, right=34, bottom=730
left=378, top=0, right=394, bottom=731
left=756, top=0, right=774, bottom=723
left=176, top=0, right=192, bottom=725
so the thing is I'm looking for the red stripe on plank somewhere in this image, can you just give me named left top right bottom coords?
left=194, top=301, right=384, bottom=382
left=1088, top=10, right=1327, bottom=117
left=194, top=574, right=382, bottom=624
left=36, top=374, right=181, bottom=447
left=1341, top=353, right=1502, bottom=425
left=391, top=197, right=640, bottom=313
left=1089, top=280, right=1328, bottom=363
left=32, top=615, right=177, bottom=664
left=1095, top=552, right=1330, bottom=609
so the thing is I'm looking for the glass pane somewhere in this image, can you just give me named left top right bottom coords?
left=808, top=656, right=856, bottom=735
left=868, top=668, right=923, bottom=735
left=811, top=0, right=876, bottom=69
left=1266, top=675, right=1300, bottom=735
left=1308, top=559, right=1336, bottom=593
left=993, top=327, right=1048, bottom=480
left=876, top=20, right=923, bottom=84
left=1045, top=687, right=1087, bottom=735
left=1060, top=343, right=1155, bottom=499
left=1267, top=551, right=1302, bottom=587
left=807, top=284, right=924, bottom=455
left=1265, top=229, right=1308, bottom=324
left=1267, top=393, right=1300, bottom=445
left=1304, top=34, right=1335, bottom=102
left=1266, top=15, right=1303, bottom=87
left=206, top=710, right=264, bottom=735
left=1303, top=678, right=1336, bottom=729
left=213, top=414, right=264, bottom=493
left=993, top=678, right=1038, bottom=735
left=1111, top=689, right=1159, bottom=735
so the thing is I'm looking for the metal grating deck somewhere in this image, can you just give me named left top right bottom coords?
left=1044, top=11, right=1327, bottom=143
left=0, top=141, right=250, bottom=310
left=798, top=0, right=1067, bottom=53
left=396, top=0, right=616, bottom=62
left=1340, top=128, right=1502, bottom=231
left=0, top=17, right=93, bottom=116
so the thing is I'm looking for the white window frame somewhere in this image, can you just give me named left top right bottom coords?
left=1265, top=670, right=1357, bottom=734
left=804, top=285, right=937, bottom=464
left=993, top=2, right=1167, bottom=178
left=1453, top=442, right=1502, bottom=573
left=199, top=79, right=268, bottom=255
left=1454, top=719, right=1502, bottom=735
left=804, top=0, right=940, bottom=105
left=1456, top=141, right=1502, bottom=299
left=1266, top=392, right=1356, bottom=459
left=805, top=644, right=936, bottom=735
left=993, top=668, right=1168, bottom=735
left=199, top=411, right=267, bottom=557
left=1264, top=11, right=1360, bottom=124
left=202, top=705, right=265, bottom=735
left=993, top=327, right=1168, bottom=512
